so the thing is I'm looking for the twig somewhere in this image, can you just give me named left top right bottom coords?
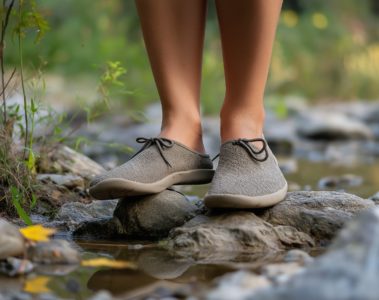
left=0, top=67, right=16, bottom=98
left=0, top=0, right=16, bottom=126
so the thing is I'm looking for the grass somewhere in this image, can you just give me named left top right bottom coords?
left=0, top=130, right=36, bottom=222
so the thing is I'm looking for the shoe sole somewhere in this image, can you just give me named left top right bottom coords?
left=89, top=169, right=215, bottom=200
left=203, top=183, right=288, bottom=209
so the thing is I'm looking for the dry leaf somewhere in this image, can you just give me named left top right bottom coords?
left=19, top=225, right=57, bottom=242
left=24, top=276, right=51, bottom=294
left=81, top=258, right=136, bottom=269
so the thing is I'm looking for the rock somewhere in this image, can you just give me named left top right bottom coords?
left=259, top=191, right=374, bottom=246
left=207, top=271, right=271, bottom=300
left=249, top=207, right=379, bottom=300
left=168, top=191, right=374, bottom=257
left=74, top=190, right=200, bottom=240
left=27, top=240, right=80, bottom=264
left=168, top=211, right=315, bottom=259
left=56, top=200, right=118, bottom=226
left=36, top=173, right=85, bottom=189
left=296, top=111, right=373, bottom=140
left=113, top=190, right=200, bottom=239
left=0, top=258, right=34, bottom=277
left=283, top=249, right=314, bottom=265
left=88, top=291, right=114, bottom=300
left=264, top=114, right=296, bottom=156
left=0, top=219, right=25, bottom=259
left=261, top=262, right=304, bottom=283
left=364, top=104, right=379, bottom=123
left=369, top=191, right=379, bottom=204
left=73, top=217, right=124, bottom=240
left=277, top=158, right=298, bottom=174
left=318, top=174, right=363, bottom=189
left=41, top=145, right=106, bottom=181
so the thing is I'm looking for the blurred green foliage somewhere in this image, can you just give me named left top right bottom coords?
left=4, top=0, right=379, bottom=115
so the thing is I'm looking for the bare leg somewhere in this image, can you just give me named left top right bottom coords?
left=215, top=0, right=283, bottom=143
left=135, top=0, right=207, bottom=152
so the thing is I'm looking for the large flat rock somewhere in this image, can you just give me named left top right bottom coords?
left=168, top=191, right=374, bottom=257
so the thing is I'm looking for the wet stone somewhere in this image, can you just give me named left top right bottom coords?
left=168, top=191, right=374, bottom=257
left=27, top=240, right=80, bottom=265
left=283, top=249, right=314, bottom=265
left=369, top=191, right=379, bottom=204
left=259, top=191, right=374, bottom=246
left=0, top=219, right=25, bottom=259
left=249, top=207, right=379, bottom=300
left=261, top=262, right=304, bottom=284
left=74, top=189, right=199, bottom=240
left=318, top=174, right=363, bottom=189
left=0, top=258, right=34, bottom=277
left=207, top=271, right=271, bottom=300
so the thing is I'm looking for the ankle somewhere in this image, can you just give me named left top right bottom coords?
left=220, top=109, right=265, bottom=143
left=160, top=116, right=205, bottom=153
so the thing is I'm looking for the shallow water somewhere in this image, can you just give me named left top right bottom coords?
left=0, top=241, right=323, bottom=299
left=0, top=158, right=377, bottom=299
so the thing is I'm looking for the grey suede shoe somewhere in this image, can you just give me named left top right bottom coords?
left=89, top=137, right=214, bottom=200
left=204, top=138, right=287, bottom=209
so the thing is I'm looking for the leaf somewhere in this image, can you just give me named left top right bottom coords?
left=30, top=193, right=37, bottom=209
left=81, top=258, right=136, bottom=269
left=27, top=150, right=36, bottom=173
left=10, top=186, right=33, bottom=226
left=24, top=276, right=51, bottom=294
left=20, top=225, right=56, bottom=242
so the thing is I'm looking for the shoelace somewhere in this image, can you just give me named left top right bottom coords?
left=212, top=138, right=269, bottom=162
left=133, top=137, right=174, bottom=167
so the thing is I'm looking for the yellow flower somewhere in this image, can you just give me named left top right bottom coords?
left=282, top=10, right=298, bottom=28
left=24, top=276, right=51, bottom=294
left=312, top=13, right=328, bottom=29
left=81, top=258, right=137, bottom=269
left=19, top=225, right=56, bottom=242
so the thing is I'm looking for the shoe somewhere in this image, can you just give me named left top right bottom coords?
left=89, top=137, right=214, bottom=199
left=204, top=137, right=287, bottom=209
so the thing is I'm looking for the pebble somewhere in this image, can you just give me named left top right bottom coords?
left=0, top=219, right=25, bottom=259
left=36, top=173, right=85, bottom=190
left=27, top=240, right=81, bottom=265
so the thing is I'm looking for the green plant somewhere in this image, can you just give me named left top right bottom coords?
left=0, top=0, right=48, bottom=223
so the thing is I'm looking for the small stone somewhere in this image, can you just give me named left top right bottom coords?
left=278, top=158, right=298, bottom=174
left=207, top=271, right=271, bottom=300
left=369, top=191, right=379, bottom=203
left=27, top=240, right=80, bottom=265
left=88, top=291, right=114, bottom=300
left=0, top=258, right=34, bottom=277
left=283, top=249, right=314, bottom=265
left=0, top=219, right=25, bottom=259
left=261, top=262, right=304, bottom=283
left=37, top=173, right=85, bottom=189
left=296, top=111, right=373, bottom=140
left=318, top=174, right=363, bottom=189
